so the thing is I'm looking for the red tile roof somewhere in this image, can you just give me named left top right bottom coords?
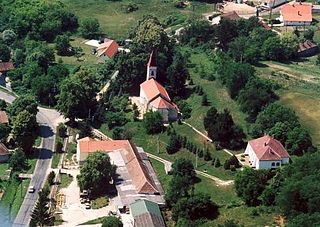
left=0, top=143, right=9, bottom=156
left=0, top=111, right=8, bottom=124
left=149, top=96, right=175, bottom=109
left=78, top=138, right=159, bottom=194
left=281, top=3, right=312, bottom=22
left=221, top=11, right=241, bottom=20
left=140, top=78, right=171, bottom=102
left=97, top=40, right=119, bottom=58
left=0, top=62, right=14, bottom=72
left=249, top=135, right=290, bottom=161
left=298, top=40, right=318, bottom=52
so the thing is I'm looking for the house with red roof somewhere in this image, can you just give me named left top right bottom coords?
left=96, top=39, right=119, bottom=61
left=244, top=135, right=290, bottom=169
left=139, top=51, right=179, bottom=122
left=280, top=3, right=313, bottom=26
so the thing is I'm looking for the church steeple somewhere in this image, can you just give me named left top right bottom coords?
left=146, top=50, right=157, bottom=81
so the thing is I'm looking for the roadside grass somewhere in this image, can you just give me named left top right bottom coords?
left=51, top=153, right=61, bottom=169
left=0, top=178, right=30, bottom=223
left=26, top=149, right=39, bottom=174
left=54, top=214, right=64, bottom=225
left=60, top=0, right=214, bottom=39
left=91, top=196, right=109, bottom=209
left=58, top=173, right=73, bottom=189
left=34, top=135, right=42, bottom=147
left=0, top=163, right=9, bottom=179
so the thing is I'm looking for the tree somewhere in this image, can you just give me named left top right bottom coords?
left=166, top=134, right=182, bottom=154
left=31, top=187, right=53, bottom=227
left=57, top=123, right=67, bottom=138
left=79, top=18, right=100, bottom=39
left=216, top=18, right=238, bottom=50
left=214, top=158, right=221, bottom=168
left=9, top=148, right=27, bottom=171
left=55, top=34, right=72, bottom=56
left=7, top=95, right=38, bottom=118
left=286, top=213, right=320, bottom=227
left=285, top=126, right=313, bottom=156
left=2, top=29, right=17, bottom=45
left=143, top=111, right=163, bottom=134
left=57, top=68, right=98, bottom=123
left=47, top=171, right=55, bottom=185
left=202, top=93, right=208, bottom=106
left=171, top=158, right=196, bottom=183
left=0, top=124, right=9, bottom=143
left=167, top=51, right=188, bottom=97
left=12, top=110, right=39, bottom=152
left=0, top=44, right=11, bottom=62
left=261, top=36, right=288, bottom=61
left=77, top=152, right=116, bottom=195
left=237, top=78, right=278, bottom=122
left=204, top=107, right=218, bottom=130
left=204, top=150, right=212, bottom=161
left=224, top=155, right=241, bottom=170
left=177, top=100, right=192, bottom=119
left=102, top=216, right=123, bottom=227
left=304, top=29, right=315, bottom=41
left=235, top=168, right=271, bottom=206
left=172, top=193, right=219, bottom=221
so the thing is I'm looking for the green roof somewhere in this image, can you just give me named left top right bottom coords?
left=130, top=200, right=162, bottom=218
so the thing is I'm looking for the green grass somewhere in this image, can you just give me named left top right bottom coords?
left=91, top=196, right=109, bottom=209
left=66, top=143, right=77, bottom=161
left=60, top=0, right=214, bottom=39
left=26, top=149, right=39, bottom=174
left=149, top=159, right=171, bottom=192
left=80, top=216, right=107, bottom=225
left=51, top=153, right=62, bottom=169
left=0, top=178, right=30, bottom=223
left=34, top=136, right=42, bottom=147
left=0, top=163, right=9, bottom=180
left=58, top=173, right=73, bottom=189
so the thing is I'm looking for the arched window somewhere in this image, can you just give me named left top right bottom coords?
left=271, top=162, right=275, bottom=166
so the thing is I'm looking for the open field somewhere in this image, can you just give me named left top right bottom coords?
left=60, top=0, right=214, bottom=39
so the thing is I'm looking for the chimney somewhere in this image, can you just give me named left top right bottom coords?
left=298, top=11, right=301, bottom=16
left=264, top=142, right=267, bottom=146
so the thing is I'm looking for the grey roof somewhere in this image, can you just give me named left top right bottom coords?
left=130, top=199, right=166, bottom=227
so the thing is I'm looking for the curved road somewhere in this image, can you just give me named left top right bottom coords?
left=0, top=90, right=63, bottom=227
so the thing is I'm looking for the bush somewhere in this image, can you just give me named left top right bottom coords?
left=47, top=171, right=55, bottom=185
left=57, top=123, right=67, bottom=138
left=55, top=141, right=63, bottom=153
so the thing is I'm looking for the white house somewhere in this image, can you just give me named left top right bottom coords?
left=261, top=0, right=287, bottom=9
left=244, top=135, right=290, bottom=170
left=280, top=3, right=312, bottom=26
left=139, top=51, right=179, bottom=122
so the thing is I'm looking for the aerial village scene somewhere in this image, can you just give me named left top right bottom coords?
left=0, top=0, right=319, bottom=226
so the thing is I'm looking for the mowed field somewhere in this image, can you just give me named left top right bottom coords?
left=60, top=0, right=214, bottom=39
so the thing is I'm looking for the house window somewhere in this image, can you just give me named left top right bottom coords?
left=271, top=162, right=275, bottom=166
left=276, top=162, right=280, bottom=166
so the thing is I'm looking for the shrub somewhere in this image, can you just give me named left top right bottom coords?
left=57, top=123, right=67, bottom=138
left=47, top=171, right=55, bottom=185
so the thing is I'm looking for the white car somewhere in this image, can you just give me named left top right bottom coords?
left=28, top=186, right=35, bottom=193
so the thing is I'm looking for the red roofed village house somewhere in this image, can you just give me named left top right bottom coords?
left=96, top=39, right=119, bottom=61
left=244, top=135, right=290, bottom=169
left=139, top=51, right=179, bottom=122
left=280, top=3, right=313, bottom=26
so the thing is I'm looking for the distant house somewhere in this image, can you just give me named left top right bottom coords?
left=220, top=11, right=241, bottom=21
left=297, top=40, right=319, bottom=57
left=0, top=62, right=14, bottom=74
left=244, top=135, right=290, bottom=169
left=139, top=51, right=179, bottom=122
left=261, top=0, right=287, bottom=9
left=280, top=3, right=313, bottom=26
left=0, top=111, right=9, bottom=124
left=130, top=199, right=166, bottom=227
left=0, top=143, right=10, bottom=163
left=96, top=39, right=119, bottom=61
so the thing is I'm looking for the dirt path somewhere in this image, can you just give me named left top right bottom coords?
left=264, top=62, right=317, bottom=83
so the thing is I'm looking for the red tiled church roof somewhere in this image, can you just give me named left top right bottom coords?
left=249, top=135, right=290, bottom=161
left=140, top=78, right=171, bottom=102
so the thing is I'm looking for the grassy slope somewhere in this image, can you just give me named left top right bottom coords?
left=60, top=0, right=213, bottom=39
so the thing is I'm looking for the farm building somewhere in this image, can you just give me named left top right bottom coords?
left=297, top=40, right=319, bottom=57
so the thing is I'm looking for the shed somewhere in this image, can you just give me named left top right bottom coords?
left=297, top=40, right=319, bottom=57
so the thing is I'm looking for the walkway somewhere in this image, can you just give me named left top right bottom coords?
left=182, top=121, right=233, bottom=157
left=146, top=152, right=233, bottom=186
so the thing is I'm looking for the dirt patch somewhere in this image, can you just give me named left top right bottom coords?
left=222, top=2, right=256, bottom=15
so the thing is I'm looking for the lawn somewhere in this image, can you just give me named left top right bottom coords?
left=51, top=153, right=62, bottom=169
left=58, top=173, right=73, bottom=189
left=80, top=216, right=107, bottom=225
left=0, top=163, right=9, bottom=180
left=60, top=0, right=214, bottom=39
left=26, top=149, right=39, bottom=174
left=0, top=178, right=30, bottom=224
left=66, top=142, right=77, bottom=161
left=91, top=196, right=109, bottom=209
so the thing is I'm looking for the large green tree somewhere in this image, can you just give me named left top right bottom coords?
left=79, top=18, right=100, bottom=39
left=11, top=110, right=39, bottom=152
left=8, top=95, right=38, bottom=118
left=143, top=111, right=163, bottom=134
left=102, top=216, right=123, bottom=227
left=77, top=152, right=116, bottom=195
left=9, top=148, right=27, bottom=171
left=30, top=187, right=53, bottom=227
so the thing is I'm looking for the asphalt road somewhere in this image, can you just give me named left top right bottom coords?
left=0, top=90, right=62, bottom=226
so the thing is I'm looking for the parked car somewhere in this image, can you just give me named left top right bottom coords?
left=85, top=203, right=91, bottom=209
left=28, top=186, right=35, bottom=193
